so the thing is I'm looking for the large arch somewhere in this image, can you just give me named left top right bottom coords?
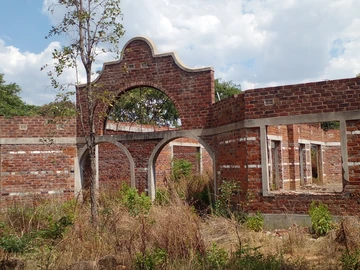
left=103, top=84, right=182, bottom=134
left=76, top=36, right=214, bottom=137
left=147, top=131, right=215, bottom=199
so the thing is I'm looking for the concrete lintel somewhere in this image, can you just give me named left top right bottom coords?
left=96, top=129, right=204, bottom=143
left=199, top=110, right=360, bottom=137
left=245, top=110, right=360, bottom=127
left=0, top=137, right=77, bottom=145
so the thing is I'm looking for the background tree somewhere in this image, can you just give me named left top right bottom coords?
left=0, top=74, right=39, bottom=117
left=45, top=0, right=125, bottom=225
left=215, top=78, right=241, bottom=101
left=37, top=100, right=76, bottom=118
left=109, top=87, right=179, bottom=127
left=110, top=79, right=241, bottom=127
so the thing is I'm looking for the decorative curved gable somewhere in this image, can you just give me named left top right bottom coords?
left=77, top=36, right=215, bottom=132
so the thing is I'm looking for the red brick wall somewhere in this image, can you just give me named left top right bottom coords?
left=77, top=37, right=214, bottom=136
left=155, top=138, right=213, bottom=188
left=0, top=144, right=75, bottom=205
left=347, top=120, right=360, bottom=187
left=242, top=78, right=360, bottom=120
left=2, top=37, right=360, bottom=218
left=98, top=142, right=131, bottom=191
left=266, top=124, right=342, bottom=189
left=0, top=116, right=76, bottom=138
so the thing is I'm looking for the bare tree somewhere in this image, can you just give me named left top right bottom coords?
left=45, top=0, right=125, bottom=225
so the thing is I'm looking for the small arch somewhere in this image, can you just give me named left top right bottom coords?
left=147, top=132, right=215, bottom=200
left=77, top=140, right=136, bottom=194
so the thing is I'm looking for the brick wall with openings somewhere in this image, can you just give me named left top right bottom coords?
left=121, top=140, right=162, bottom=192
left=76, top=37, right=214, bottom=136
left=2, top=37, right=360, bottom=216
left=155, top=138, right=213, bottom=189
left=266, top=124, right=342, bottom=190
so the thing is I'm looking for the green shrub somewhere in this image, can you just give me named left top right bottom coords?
left=154, top=189, right=170, bottom=206
left=341, top=250, right=360, bottom=270
left=171, top=158, right=193, bottom=182
left=134, top=248, right=168, bottom=270
left=39, top=215, right=73, bottom=240
left=309, top=201, right=333, bottom=237
left=119, top=184, right=152, bottom=216
left=206, top=243, right=228, bottom=269
left=214, top=180, right=239, bottom=216
left=245, top=212, right=264, bottom=232
left=230, top=245, right=289, bottom=270
left=0, top=234, right=28, bottom=256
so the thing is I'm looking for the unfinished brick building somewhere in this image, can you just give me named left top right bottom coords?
left=1, top=37, right=360, bottom=221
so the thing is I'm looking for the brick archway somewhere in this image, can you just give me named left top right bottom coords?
left=76, top=36, right=214, bottom=136
left=147, top=132, right=215, bottom=199
left=77, top=140, right=136, bottom=196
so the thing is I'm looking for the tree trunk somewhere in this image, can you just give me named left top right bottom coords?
left=88, top=132, right=99, bottom=226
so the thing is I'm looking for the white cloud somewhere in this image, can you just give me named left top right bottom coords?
left=1, top=0, right=360, bottom=105
left=0, top=39, right=80, bottom=105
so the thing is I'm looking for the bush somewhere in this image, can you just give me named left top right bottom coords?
left=230, top=245, right=290, bottom=270
left=154, top=189, right=170, bottom=206
left=119, top=184, right=152, bottom=216
left=309, top=201, right=333, bottom=237
left=214, top=180, right=239, bottom=216
left=134, top=248, right=168, bottom=270
left=171, top=158, right=193, bottom=182
left=0, top=234, right=28, bottom=255
left=341, top=250, right=360, bottom=270
left=205, top=243, right=228, bottom=269
left=245, top=212, right=264, bottom=232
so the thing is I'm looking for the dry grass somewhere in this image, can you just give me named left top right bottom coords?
left=0, top=194, right=357, bottom=269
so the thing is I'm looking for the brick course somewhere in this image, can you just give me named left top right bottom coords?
left=1, top=37, right=360, bottom=217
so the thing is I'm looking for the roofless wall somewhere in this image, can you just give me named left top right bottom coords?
left=76, top=37, right=215, bottom=136
left=1, top=37, right=360, bottom=219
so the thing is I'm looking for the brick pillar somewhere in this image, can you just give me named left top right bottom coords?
left=123, top=140, right=161, bottom=193
left=346, top=120, right=360, bottom=191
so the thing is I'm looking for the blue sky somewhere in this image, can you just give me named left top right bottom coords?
left=0, top=1, right=52, bottom=53
left=1, top=0, right=360, bottom=105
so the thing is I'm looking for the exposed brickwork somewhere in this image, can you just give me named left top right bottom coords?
left=77, top=37, right=214, bottom=136
left=242, top=78, right=360, bottom=119
left=346, top=120, right=360, bottom=186
left=98, top=142, right=131, bottom=190
left=155, top=138, right=213, bottom=188
left=267, top=124, right=342, bottom=190
left=0, top=143, right=76, bottom=205
left=0, top=116, right=76, bottom=138
left=1, top=37, right=360, bottom=217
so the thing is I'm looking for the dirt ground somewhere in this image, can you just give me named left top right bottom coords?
left=201, top=216, right=358, bottom=269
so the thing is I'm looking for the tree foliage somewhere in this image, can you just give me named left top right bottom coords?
left=215, top=78, right=241, bottom=101
left=37, top=100, right=76, bottom=118
left=45, top=0, right=125, bottom=225
left=0, top=74, right=38, bottom=117
left=109, top=78, right=241, bottom=127
left=109, top=87, right=179, bottom=127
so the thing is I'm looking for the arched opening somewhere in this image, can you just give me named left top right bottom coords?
left=148, top=136, right=215, bottom=212
left=105, top=86, right=181, bottom=134
left=78, top=141, right=135, bottom=197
